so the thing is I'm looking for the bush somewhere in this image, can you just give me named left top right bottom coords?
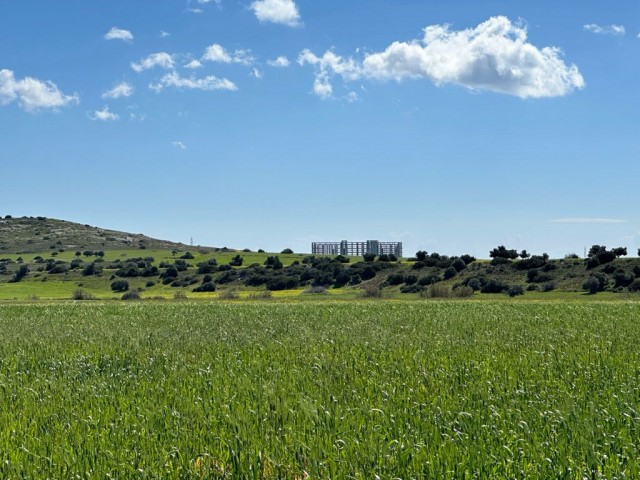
left=481, top=279, right=508, bottom=294
left=111, top=280, right=129, bottom=293
left=505, top=285, right=525, bottom=297
left=122, top=290, right=141, bottom=301
left=363, top=253, right=376, bottom=262
left=219, top=289, right=238, bottom=299
left=180, top=252, right=195, bottom=259
left=145, top=281, right=156, bottom=288
left=453, top=285, right=474, bottom=298
left=400, top=284, right=423, bottom=294
left=335, top=255, right=350, bottom=264
left=426, top=284, right=451, bottom=298
left=304, top=286, right=328, bottom=294
left=387, top=273, right=405, bottom=286
left=583, top=275, right=606, bottom=294
left=443, top=267, right=457, bottom=280
left=361, top=284, right=382, bottom=298
left=281, top=248, right=293, bottom=254
left=229, top=255, right=244, bottom=267
left=72, top=289, right=95, bottom=300
left=193, top=282, right=216, bottom=292
left=466, top=278, right=482, bottom=291
left=8, top=265, right=29, bottom=283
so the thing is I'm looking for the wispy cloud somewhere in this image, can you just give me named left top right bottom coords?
left=160, top=31, right=171, bottom=38
left=250, top=0, right=301, bottom=27
left=150, top=72, right=237, bottom=92
left=101, top=82, right=133, bottom=99
left=583, top=24, right=626, bottom=36
left=90, top=106, right=119, bottom=121
left=104, top=27, right=134, bottom=42
left=172, top=141, right=187, bottom=149
left=0, top=69, right=79, bottom=112
left=131, top=52, right=175, bottom=72
left=299, top=16, right=584, bottom=99
left=551, top=218, right=627, bottom=224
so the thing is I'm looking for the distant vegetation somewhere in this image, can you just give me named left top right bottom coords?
left=1, top=216, right=640, bottom=300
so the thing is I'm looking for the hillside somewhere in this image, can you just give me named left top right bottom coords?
left=0, top=216, right=209, bottom=254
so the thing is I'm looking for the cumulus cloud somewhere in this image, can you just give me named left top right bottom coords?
left=299, top=16, right=585, bottom=99
left=131, top=52, right=175, bottom=72
left=184, top=59, right=203, bottom=69
left=267, top=55, right=290, bottom=67
left=101, top=82, right=133, bottom=99
left=583, top=24, right=626, bottom=36
left=149, top=71, right=237, bottom=92
left=0, top=69, right=79, bottom=112
left=104, top=27, right=134, bottom=42
left=91, top=106, right=119, bottom=121
left=250, top=0, right=301, bottom=27
left=202, top=44, right=254, bottom=65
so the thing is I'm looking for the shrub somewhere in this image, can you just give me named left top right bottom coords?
left=481, top=279, right=508, bottom=294
left=426, top=284, right=451, bottom=298
left=489, top=246, right=518, bottom=260
left=541, top=282, right=556, bottom=292
left=219, top=289, right=238, bottom=299
left=443, top=267, right=457, bottom=280
left=180, top=252, right=195, bottom=259
left=173, top=291, right=187, bottom=301
left=122, top=290, right=141, bottom=301
left=628, top=279, right=640, bottom=292
left=8, top=265, right=29, bottom=283
left=583, top=275, right=606, bottom=294
left=304, top=286, right=328, bottom=294
left=335, top=255, right=350, bottom=264
left=72, top=289, right=95, bottom=300
left=281, top=248, right=293, bottom=254
left=361, top=284, right=382, bottom=298
left=110, top=280, right=129, bottom=293
left=405, top=275, right=418, bottom=285
left=145, top=281, right=156, bottom=288
left=229, top=255, right=244, bottom=267
left=363, top=253, right=376, bottom=262
left=400, top=284, right=423, bottom=294
left=193, top=282, right=216, bottom=293
left=248, top=290, right=272, bottom=299
left=453, top=285, right=474, bottom=298
left=466, top=278, right=482, bottom=291
left=387, top=273, right=405, bottom=286
left=506, top=285, right=525, bottom=297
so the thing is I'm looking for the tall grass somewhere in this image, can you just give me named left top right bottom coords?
left=0, top=302, right=639, bottom=478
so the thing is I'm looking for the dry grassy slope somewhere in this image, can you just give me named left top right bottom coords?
left=0, top=216, right=210, bottom=254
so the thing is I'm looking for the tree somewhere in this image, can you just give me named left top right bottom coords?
left=415, top=251, right=427, bottom=261
left=8, top=265, right=29, bottom=283
left=363, top=253, right=376, bottom=262
left=281, top=248, right=293, bottom=254
left=519, top=250, right=530, bottom=259
left=489, top=246, right=519, bottom=260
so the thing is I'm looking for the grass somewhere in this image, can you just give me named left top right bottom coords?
left=1, top=301, right=639, bottom=477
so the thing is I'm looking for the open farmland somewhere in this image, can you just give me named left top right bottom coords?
left=1, top=302, right=640, bottom=478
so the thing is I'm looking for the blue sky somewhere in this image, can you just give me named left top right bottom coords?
left=1, top=0, right=638, bottom=258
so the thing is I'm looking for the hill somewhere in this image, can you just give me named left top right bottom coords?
left=0, top=216, right=208, bottom=254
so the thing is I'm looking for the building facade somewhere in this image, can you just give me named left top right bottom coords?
left=312, top=240, right=402, bottom=258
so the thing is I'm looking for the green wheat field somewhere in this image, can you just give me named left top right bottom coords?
left=1, top=301, right=639, bottom=478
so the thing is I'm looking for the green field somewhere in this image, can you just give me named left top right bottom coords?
left=1, top=301, right=639, bottom=478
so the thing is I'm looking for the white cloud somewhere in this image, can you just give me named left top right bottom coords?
left=583, top=24, right=626, bottom=36
left=202, top=44, right=254, bottom=65
left=101, top=82, right=133, bottom=99
left=551, top=218, right=627, bottom=224
left=149, top=71, right=237, bottom=92
left=184, top=59, right=203, bottom=69
left=104, top=27, right=134, bottom=42
left=312, top=73, right=332, bottom=99
left=250, top=0, right=301, bottom=27
left=131, top=52, right=175, bottom=72
left=299, top=16, right=585, bottom=99
left=251, top=68, right=263, bottom=79
left=160, top=31, right=171, bottom=38
left=91, top=106, right=119, bottom=121
left=187, top=8, right=204, bottom=14
left=267, top=55, right=290, bottom=67
left=198, top=0, right=220, bottom=3
left=0, top=69, right=79, bottom=112
left=172, top=141, right=187, bottom=149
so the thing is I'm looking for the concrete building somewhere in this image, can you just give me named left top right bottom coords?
left=312, top=240, right=402, bottom=258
